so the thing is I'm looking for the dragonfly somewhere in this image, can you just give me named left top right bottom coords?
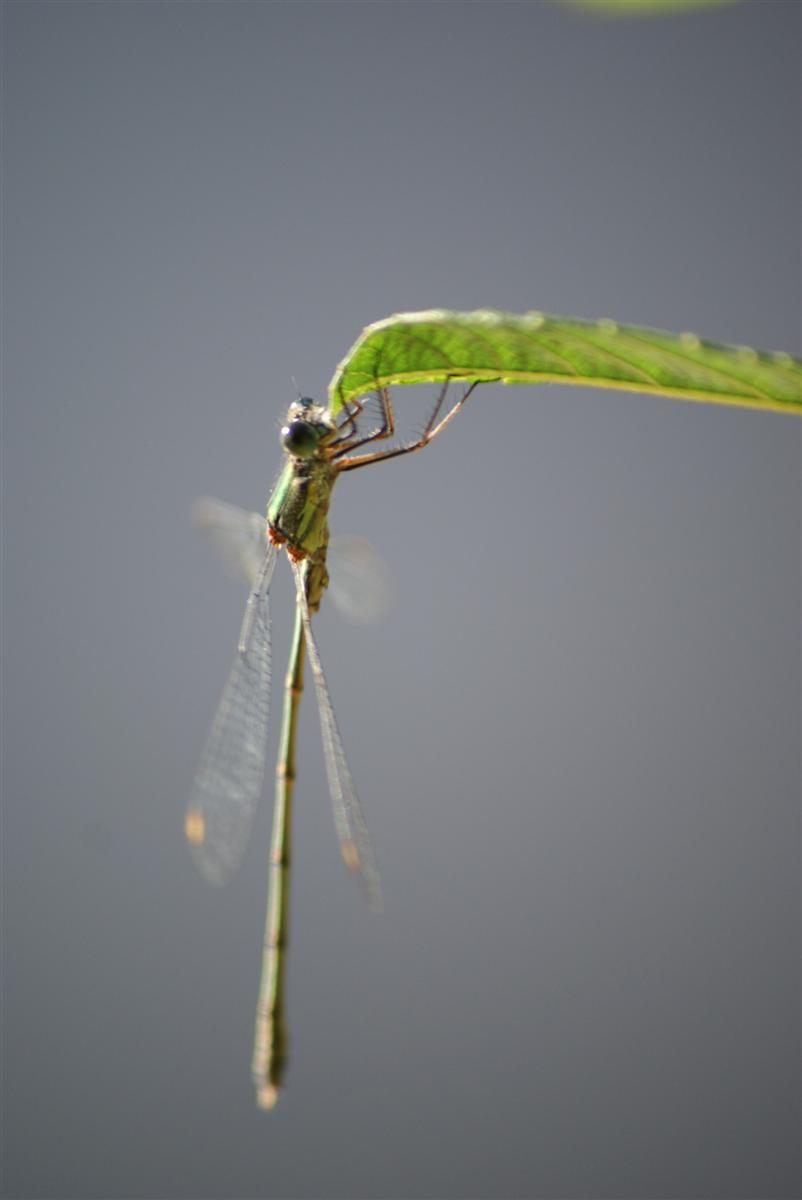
left=185, top=379, right=478, bottom=1108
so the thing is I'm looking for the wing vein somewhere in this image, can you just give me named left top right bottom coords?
left=186, top=543, right=278, bottom=884
left=291, top=559, right=383, bottom=912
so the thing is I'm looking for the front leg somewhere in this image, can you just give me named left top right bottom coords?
left=336, top=381, right=477, bottom=472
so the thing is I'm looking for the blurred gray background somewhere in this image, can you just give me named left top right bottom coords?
left=3, top=2, right=800, bottom=1197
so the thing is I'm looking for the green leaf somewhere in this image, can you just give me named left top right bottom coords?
left=561, top=0, right=738, bottom=17
left=328, top=309, right=801, bottom=418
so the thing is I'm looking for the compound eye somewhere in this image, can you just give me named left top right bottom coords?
left=281, top=418, right=319, bottom=457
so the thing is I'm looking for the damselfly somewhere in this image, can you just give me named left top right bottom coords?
left=186, top=381, right=476, bottom=1107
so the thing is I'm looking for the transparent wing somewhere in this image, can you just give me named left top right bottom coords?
left=328, top=535, right=392, bottom=625
left=193, top=496, right=267, bottom=586
left=193, top=499, right=391, bottom=624
left=291, top=559, right=383, bottom=912
left=186, top=544, right=279, bottom=885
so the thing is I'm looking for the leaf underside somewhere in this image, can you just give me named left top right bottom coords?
left=328, top=309, right=801, bottom=418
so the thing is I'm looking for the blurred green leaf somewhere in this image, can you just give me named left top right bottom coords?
left=561, top=0, right=737, bottom=17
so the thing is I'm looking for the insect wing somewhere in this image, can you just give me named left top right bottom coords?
left=328, top=535, right=391, bottom=625
left=291, top=560, right=383, bottom=912
left=186, top=545, right=278, bottom=885
left=193, top=496, right=267, bottom=586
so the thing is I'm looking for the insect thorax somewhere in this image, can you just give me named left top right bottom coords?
left=267, top=400, right=338, bottom=563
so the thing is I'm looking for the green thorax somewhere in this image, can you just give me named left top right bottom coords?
left=267, top=399, right=338, bottom=609
left=267, top=454, right=338, bottom=557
